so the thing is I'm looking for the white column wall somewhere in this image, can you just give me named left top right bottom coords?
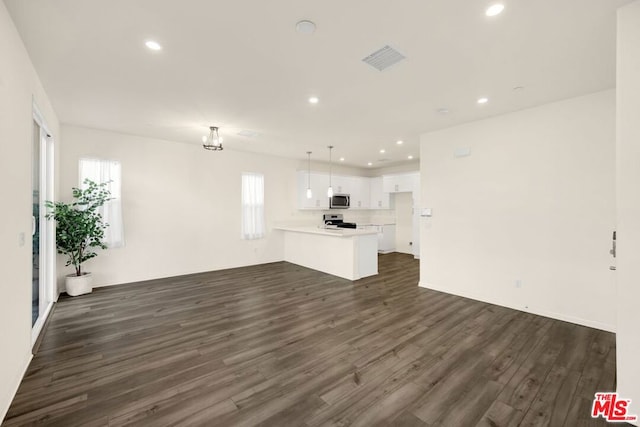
left=616, top=1, right=640, bottom=423
left=0, top=2, right=60, bottom=421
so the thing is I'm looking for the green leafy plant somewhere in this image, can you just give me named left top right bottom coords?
left=45, top=179, right=111, bottom=276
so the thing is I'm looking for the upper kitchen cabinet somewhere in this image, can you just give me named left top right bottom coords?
left=383, top=172, right=419, bottom=193
left=331, top=175, right=351, bottom=194
left=297, top=171, right=418, bottom=210
left=369, top=177, right=390, bottom=209
left=297, top=171, right=329, bottom=209
left=349, top=176, right=371, bottom=209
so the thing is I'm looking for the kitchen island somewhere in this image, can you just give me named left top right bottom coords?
left=274, top=226, right=378, bottom=281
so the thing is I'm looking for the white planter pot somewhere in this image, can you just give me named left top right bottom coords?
left=65, top=273, right=93, bottom=297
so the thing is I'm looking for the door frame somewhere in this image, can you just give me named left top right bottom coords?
left=30, top=101, right=56, bottom=347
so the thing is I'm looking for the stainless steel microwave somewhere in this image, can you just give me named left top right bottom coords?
left=330, top=194, right=350, bottom=209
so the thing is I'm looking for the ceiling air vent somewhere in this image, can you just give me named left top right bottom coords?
left=362, top=45, right=406, bottom=71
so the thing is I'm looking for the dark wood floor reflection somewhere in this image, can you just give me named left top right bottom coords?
left=5, top=253, right=615, bottom=426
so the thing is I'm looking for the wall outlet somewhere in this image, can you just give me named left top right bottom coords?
left=515, top=279, right=522, bottom=288
left=18, top=232, right=25, bottom=247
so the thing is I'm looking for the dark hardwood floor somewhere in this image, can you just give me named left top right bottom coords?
left=5, top=253, right=616, bottom=426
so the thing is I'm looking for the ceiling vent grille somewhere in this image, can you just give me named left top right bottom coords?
left=362, top=45, right=406, bottom=71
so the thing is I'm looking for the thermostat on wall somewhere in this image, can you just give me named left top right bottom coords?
left=421, top=208, right=432, bottom=217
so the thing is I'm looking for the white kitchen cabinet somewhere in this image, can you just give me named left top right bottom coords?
left=297, top=172, right=416, bottom=210
left=297, top=171, right=329, bottom=209
left=369, top=177, right=390, bottom=209
left=331, top=175, right=351, bottom=194
left=377, top=224, right=396, bottom=253
left=349, top=176, right=371, bottom=209
left=382, top=172, right=419, bottom=193
left=361, top=224, right=396, bottom=253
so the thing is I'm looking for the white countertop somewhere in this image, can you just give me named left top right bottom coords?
left=359, top=223, right=397, bottom=226
left=274, top=225, right=378, bottom=237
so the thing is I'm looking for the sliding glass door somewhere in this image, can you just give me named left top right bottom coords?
left=31, top=109, right=55, bottom=344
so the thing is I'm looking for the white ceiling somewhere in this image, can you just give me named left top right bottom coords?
left=4, top=0, right=631, bottom=168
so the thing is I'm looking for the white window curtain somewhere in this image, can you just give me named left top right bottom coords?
left=241, top=172, right=265, bottom=240
left=79, top=158, right=125, bottom=248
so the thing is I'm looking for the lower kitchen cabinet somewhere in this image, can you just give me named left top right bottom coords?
left=378, top=224, right=396, bottom=253
left=362, top=224, right=396, bottom=253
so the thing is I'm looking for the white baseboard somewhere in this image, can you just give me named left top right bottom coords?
left=0, top=353, right=33, bottom=424
left=418, top=281, right=616, bottom=333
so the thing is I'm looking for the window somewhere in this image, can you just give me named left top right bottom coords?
left=241, top=172, right=265, bottom=240
left=79, top=158, right=125, bottom=248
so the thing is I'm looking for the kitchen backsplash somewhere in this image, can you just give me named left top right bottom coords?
left=276, top=209, right=397, bottom=228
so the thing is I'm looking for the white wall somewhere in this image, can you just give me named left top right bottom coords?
left=58, top=125, right=307, bottom=288
left=616, top=1, right=640, bottom=422
left=419, top=90, right=616, bottom=332
left=373, top=161, right=421, bottom=177
left=0, top=2, right=60, bottom=421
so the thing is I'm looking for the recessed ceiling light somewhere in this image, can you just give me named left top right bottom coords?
left=367, top=162, right=373, bottom=166
left=339, top=157, right=345, bottom=162
left=145, top=40, right=162, bottom=51
left=379, top=149, right=385, bottom=154
left=477, top=97, right=489, bottom=104
left=485, top=4, right=505, bottom=16
left=296, top=20, right=316, bottom=34
left=308, top=96, right=319, bottom=104
left=396, top=140, right=403, bottom=145
left=513, top=86, right=524, bottom=92
left=408, top=155, right=414, bottom=160
left=436, top=108, right=450, bottom=114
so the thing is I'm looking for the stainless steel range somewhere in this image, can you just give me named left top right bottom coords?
left=323, top=214, right=357, bottom=229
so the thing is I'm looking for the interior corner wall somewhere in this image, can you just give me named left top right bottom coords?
left=0, top=2, right=60, bottom=422
left=419, top=90, right=616, bottom=332
left=58, top=125, right=301, bottom=288
left=616, top=1, right=640, bottom=423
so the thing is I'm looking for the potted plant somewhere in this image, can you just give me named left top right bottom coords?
left=45, top=179, right=111, bottom=296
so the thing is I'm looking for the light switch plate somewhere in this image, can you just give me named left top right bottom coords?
left=421, top=208, right=432, bottom=217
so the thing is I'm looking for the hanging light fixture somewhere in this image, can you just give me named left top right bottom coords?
left=327, top=145, right=334, bottom=198
left=202, top=126, right=223, bottom=151
left=306, top=151, right=313, bottom=199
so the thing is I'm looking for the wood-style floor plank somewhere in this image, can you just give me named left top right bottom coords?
left=3, top=253, right=616, bottom=426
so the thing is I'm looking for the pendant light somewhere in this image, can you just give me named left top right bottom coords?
left=327, top=145, right=334, bottom=198
left=202, top=126, right=223, bottom=151
left=306, top=151, right=313, bottom=199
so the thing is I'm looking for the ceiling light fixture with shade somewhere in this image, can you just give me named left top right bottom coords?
left=327, top=145, right=334, bottom=198
left=306, top=151, right=313, bottom=199
left=202, top=126, right=223, bottom=151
